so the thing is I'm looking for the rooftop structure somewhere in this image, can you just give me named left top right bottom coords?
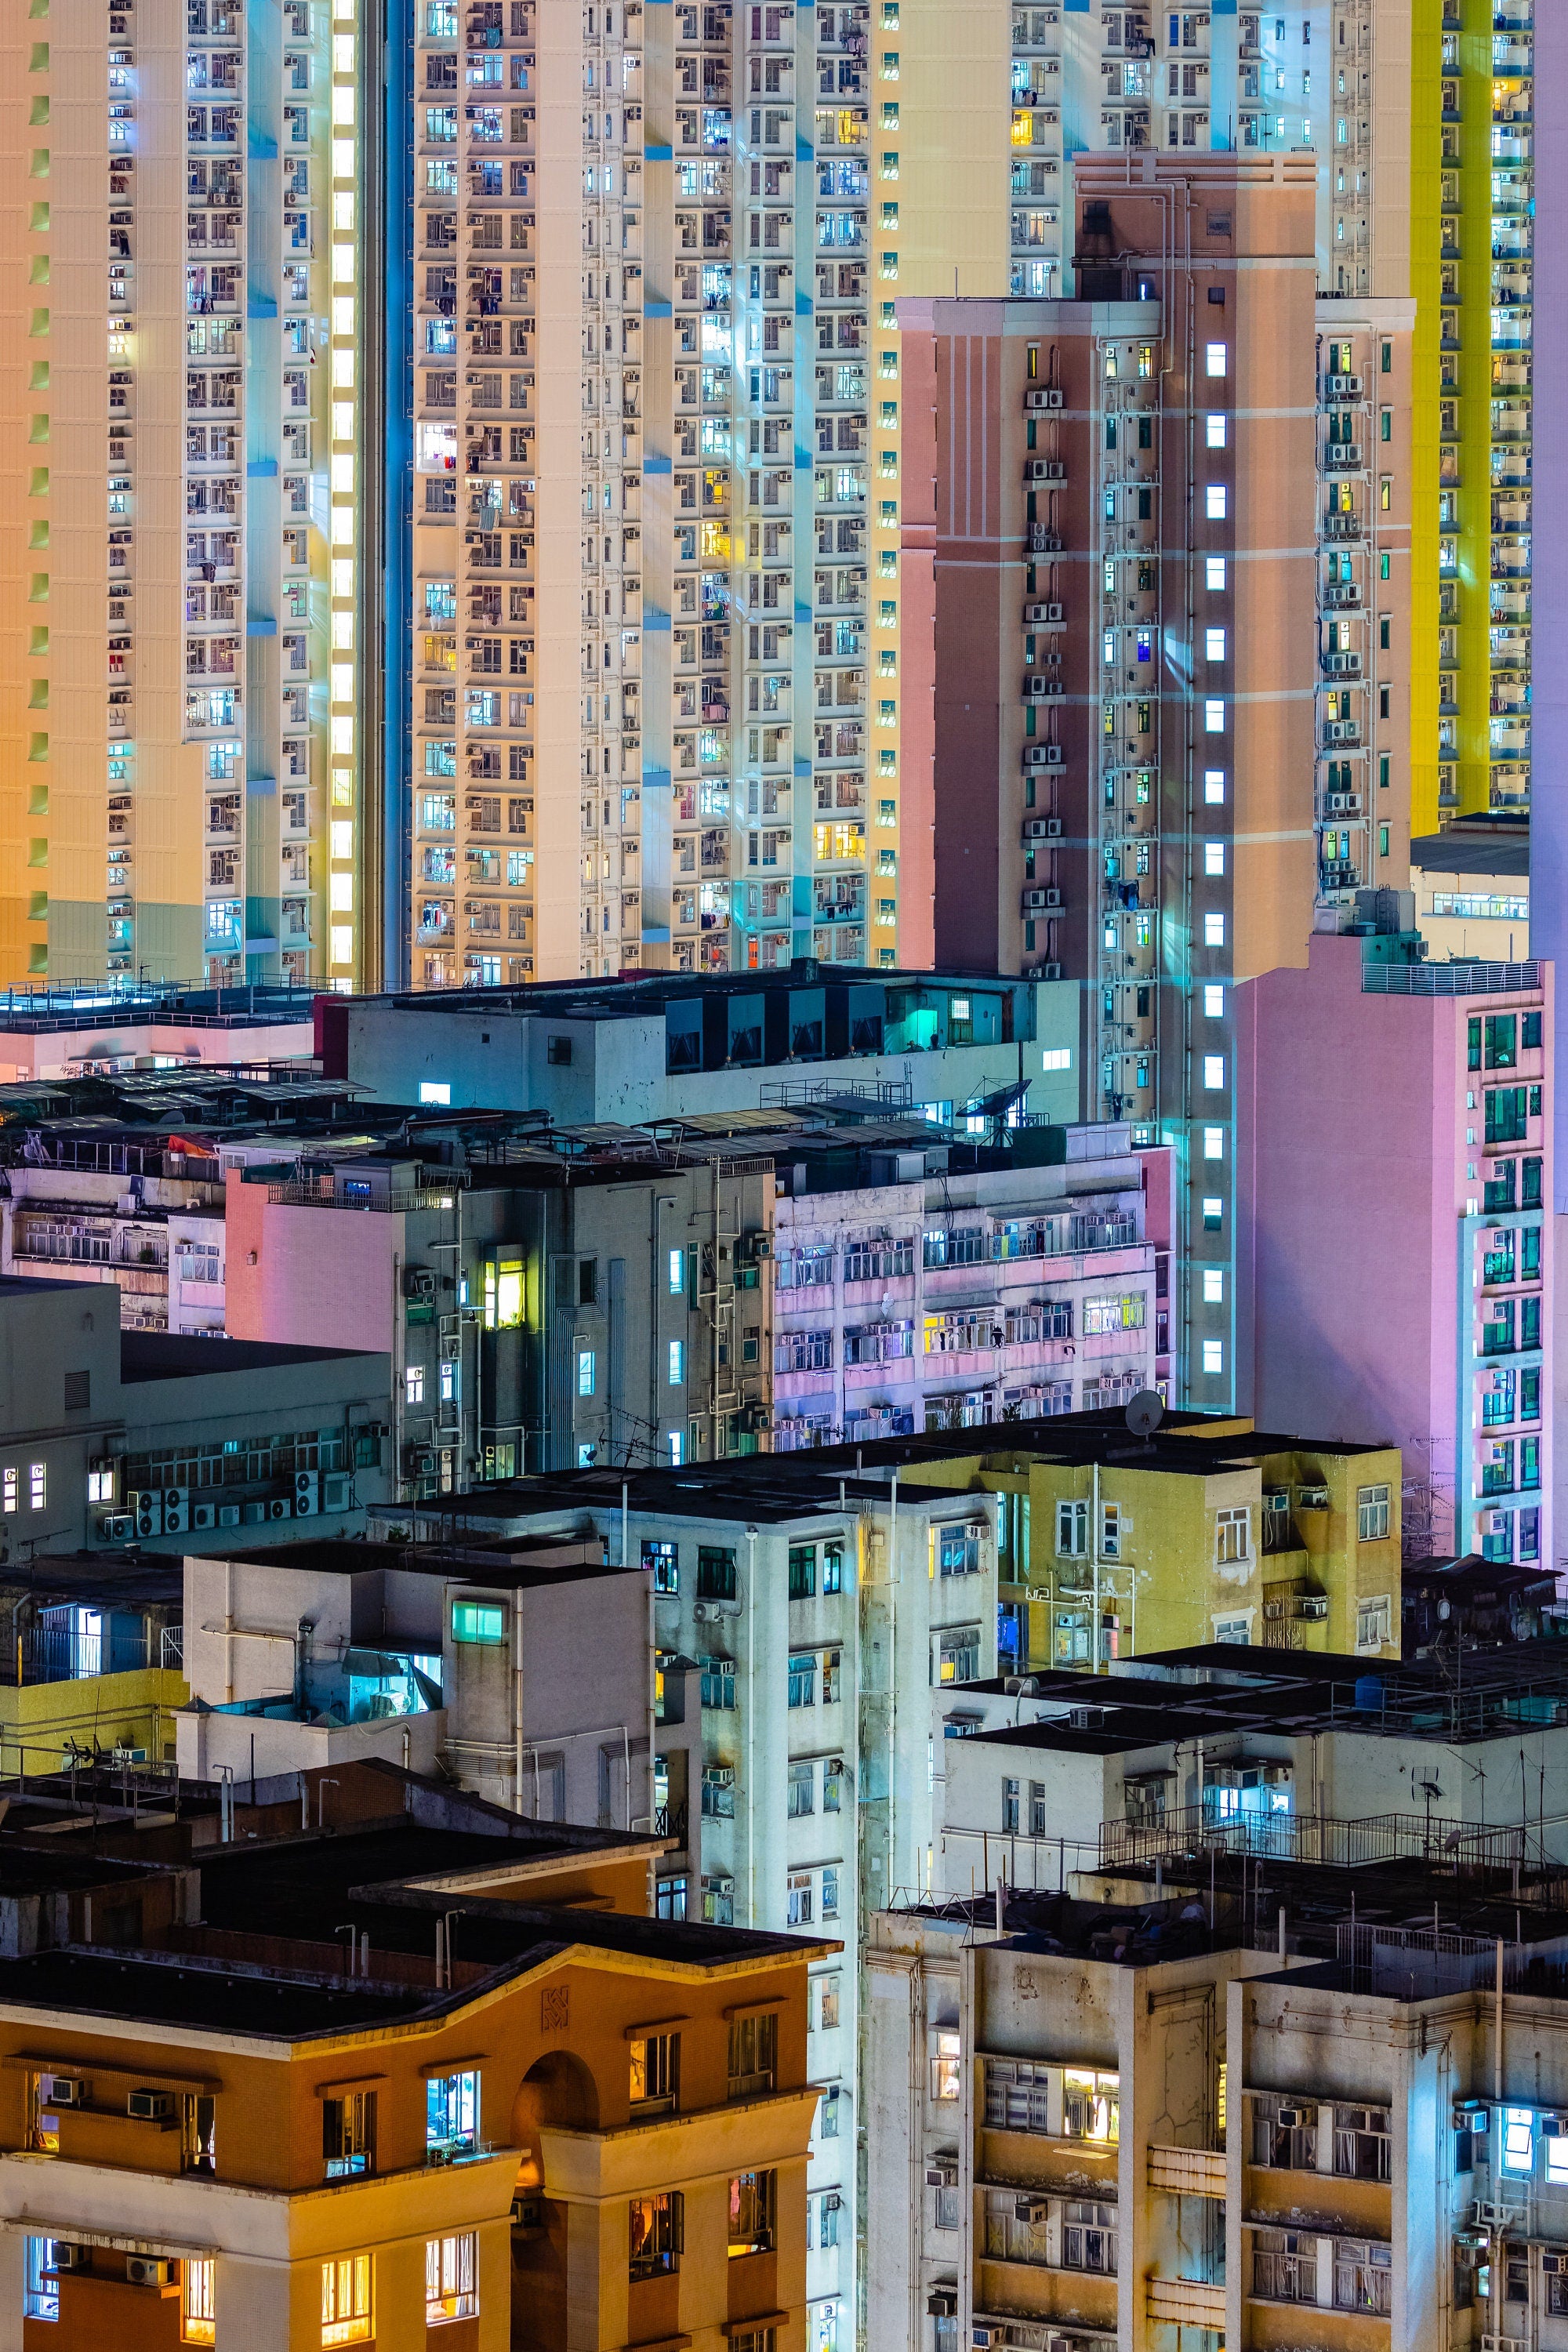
left=1410, top=818, right=1530, bottom=964
left=0, top=1759, right=829, bottom=2349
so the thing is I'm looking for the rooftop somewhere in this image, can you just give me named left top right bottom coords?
left=0, top=1947, right=430, bottom=2037
left=953, top=1639, right=1568, bottom=1749
left=349, top=963, right=1038, bottom=1025
left=119, top=1330, right=380, bottom=1382
left=1410, top=824, right=1530, bottom=880
left=0, top=979, right=320, bottom=1038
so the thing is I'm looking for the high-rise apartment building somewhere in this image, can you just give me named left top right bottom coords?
left=0, top=0, right=383, bottom=988
left=901, top=155, right=1323, bottom=1408
left=1421, top=0, right=1532, bottom=829
left=401, top=0, right=935, bottom=990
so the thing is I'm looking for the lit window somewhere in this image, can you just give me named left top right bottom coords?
left=425, top=2233, right=478, bottom=2325
left=482, top=1252, right=524, bottom=1329
left=1201, top=1338, right=1224, bottom=1375
left=1042, top=1047, right=1071, bottom=1071
left=86, top=1467, right=114, bottom=1504
left=1204, top=912, right=1225, bottom=946
left=419, top=1080, right=451, bottom=1105
left=182, top=2259, right=216, bottom=2345
left=1205, top=627, right=1226, bottom=662
left=452, top=1602, right=505, bottom=1646
left=1206, top=343, right=1227, bottom=376
left=1204, top=1056, right=1225, bottom=1089
left=1501, top=2107, right=1534, bottom=2176
left=1206, top=413, right=1227, bottom=448
left=321, top=2255, right=373, bottom=2347
left=426, top=2071, right=480, bottom=2162
left=669, top=1339, right=685, bottom=1385
left=668, top=1431, right=684, bottom=1467
left=1204, top=768, right=1225, bottom=803
left=1203, top=1197, right=1222, bottom=1230
left=1203, top=1268, right=1224, bottom=1303
left=1204, top=699, right=1225, bottom=732
left=577, top=1348, right=595, bottom=1397
left=931, top=2031, right=961, bottom=2100
left=1206, top=484, right=1227, bottom=520
left=405, top=1365, right=425, bottom=1406
left=24, top=2239, right=58, bottom=2324
left=3, top=1468, right=16, bottom=1515
left=29, top=1463, right=45, bottom=1512
left=668, top=1247, right=684, bottom=1294
left=1205, top=842, right=1225, bottom=876
left=1203, top=1127, right=1224, bottom=1160
left=1206, top=556, right=1226, bottom=590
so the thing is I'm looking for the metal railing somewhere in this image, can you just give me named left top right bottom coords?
left=1098, top=1803, right=1526, bottom=1873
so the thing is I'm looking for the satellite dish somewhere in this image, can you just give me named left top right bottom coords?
left=1125, top=1390, right=1164, bottom=1441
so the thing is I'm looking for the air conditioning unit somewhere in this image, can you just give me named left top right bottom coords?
left=162, top=1487, right=189, bottom=1536
left=322, top=1473, right=351, bottom=1512
left=42, top=2074, right=85, bottom=2107
left=217, top=1504, right=241, bottom=1527
left=131, top=1493, right=163, bottom=1539
left=1025, top=386, right=1064, bottom=409
left=192, top=1501, right=216, bottom=1531
left=706, top=1764, right=735, bottom=1788
left=1323, top=652, right=1359, bottom=676
left=925, top=2162, right=958, bottom=2187
left=1024, top=459, right=1066, bottom=482
left=1544, top=2254, right=1566, bottom=2276
left=1276, top=2106, right=1304, bottom=2129
left=1454, top=2100, right=1490, bottom=2129
left=1022, top=744, right=1065, bottom=771
left=50, top=2245, right=91, bottom=2274
left=1326, top=372, right=1362, bottom=396
left=1298, top=1484, right=1329, bottom=1509
left=127, top=2088, right=174, bottom=2121
left=927, top=2288, right=960, bottom=2315
left=1023, top=601, right=1065, bottom=625
left=100, top=1514, right=135, bottom=1544
left=268, top=1497, right=293, bottom=1521
left=294, top=1472, right=319, bottom=1516
left=126, top=2256, right=176, bottom=2287
left=1039, top=961, right=1062, bottom=978
left=1022, top=889, right=1058, bottom=911
left=1297, top=1595, right=1329, bottom=1621
left=1014, top=2195, right=1051, bottom=2224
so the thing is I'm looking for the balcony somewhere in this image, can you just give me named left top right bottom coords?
left=1148, top=2146, right=1226, bottom=2198
left=1146, top=2277, right=1225, bottom=2329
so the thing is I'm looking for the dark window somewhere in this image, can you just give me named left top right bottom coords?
left=1468, top=1016, right=1482, bottom=1071
left=1523, top=1156, right=1543, bottom=1207
left=697, top=1547, right=737, bottom=1601
left=1523, top=1011, right=1543, bottom=1051
left=64, top=1370, right=90, bottom=1412
left=1484, top=1014, right=1516, bottom=1069
left=546, top=1034, right=572, bottom=1065
left=579, top=1258, right=597, bottom=1305
left=788, top=1544, right=815, bottom=1599
left=790, top=1019, right=822, bottom=1058
left=666, top=1025, right=702, bottom=1072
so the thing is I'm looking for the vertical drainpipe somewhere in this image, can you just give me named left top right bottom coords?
left=746, top=1523, right=757, bottom=1924
left=512, top=1585, right=524, bottom=1813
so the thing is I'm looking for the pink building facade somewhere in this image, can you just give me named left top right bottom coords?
left=771, top=1130, right=1171, bottom=1447
left=1236, top=929, right=1553, bottom=1572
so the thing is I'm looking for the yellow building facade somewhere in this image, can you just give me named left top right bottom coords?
left=900, top=1421, right=1403, bottom=1668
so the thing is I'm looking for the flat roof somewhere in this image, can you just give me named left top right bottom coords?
left=1410, top=828, right=1530, bottom=880
left=353, top=965, right=1036, bottom=1024
left=404, top=1465, right=981, bottom=1528
left=947, top=1639, right=1568, bottom=1750
left=120, top=1331, right=381, bottom=1382
left=0, top=1947, right=430, bottom=2037
left=196, top=1533, right=619, bottom=1590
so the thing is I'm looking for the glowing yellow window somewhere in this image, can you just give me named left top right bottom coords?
left=182, top=2259, right=216, bottom=2346
left=1011, top=111, right=1033, bottom=145
left=1063, top=2067, right=1120, bottom=2143
left=321, top=2254, right=372, bottom=2347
